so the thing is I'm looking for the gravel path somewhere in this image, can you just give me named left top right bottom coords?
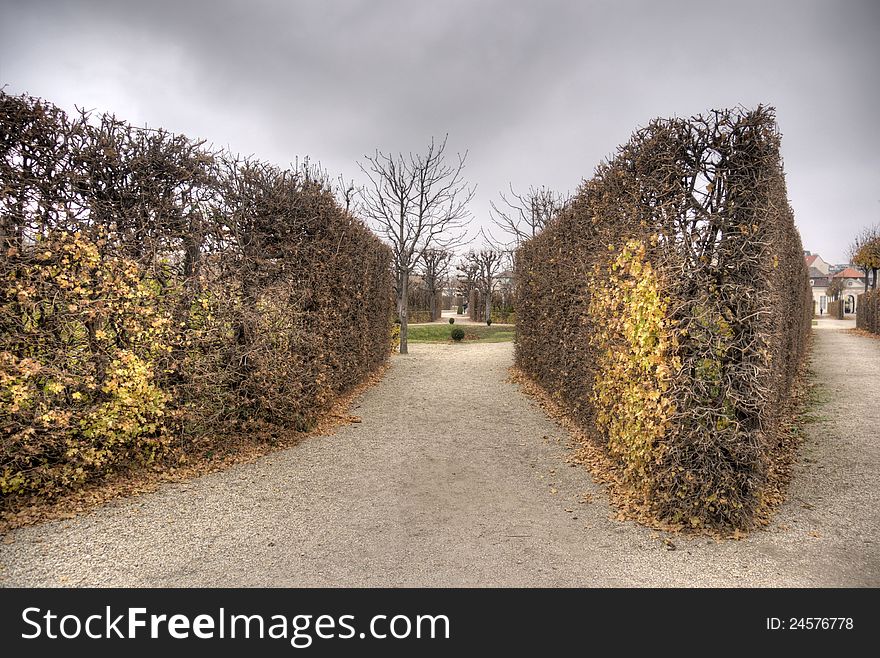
left=2, top=323, right=878, bottom=586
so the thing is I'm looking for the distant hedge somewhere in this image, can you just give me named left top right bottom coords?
left=857, top=290, right=879, bottom=333
left=515, top=107, right=811, bottom=531
left=408, top=310, right=434, bottom=324
left=0, top=91, right=394, bottom=498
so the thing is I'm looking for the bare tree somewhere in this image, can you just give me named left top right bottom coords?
left=455, top=257, right=478, bottom=314
left=497, top=263, right=515, bottom=311
left=850, top=224, right=880, bottom=291
left=464, top=248, right=505, bottom=322
left=488, top=184, right=569, bottom=247
left=827, top=276, right=846, bottom=301
left=358, top=136, right=473, bottom=353
left=420, top=248, right=453, bottom=321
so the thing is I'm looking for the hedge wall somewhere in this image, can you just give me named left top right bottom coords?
left=407, top=310, right=434, bottom=324
left=827, top=300, right=844, bottom=320
left=857, top=290, right=879, bottom=333
left=515, top=107, right=811, bottom=530
left=0, top=91, right=394, bottom=498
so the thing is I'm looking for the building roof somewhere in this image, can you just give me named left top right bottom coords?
left=804, top=254, right=819, bottom=267
left=833, top=267, right=865, bottom=279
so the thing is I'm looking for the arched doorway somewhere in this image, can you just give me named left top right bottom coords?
left=845, top=295, right=856, bottom=314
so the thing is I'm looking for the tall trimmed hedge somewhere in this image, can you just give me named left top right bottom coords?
left=515, top=107, right=811, bottom=530
left=857, top=290, right=879, bottom=333
left=0, top=91, right=394, bottom=497
left=827, top=300, right=844, bottom=320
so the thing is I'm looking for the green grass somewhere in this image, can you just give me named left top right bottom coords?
left=406, top=323, right=515, bottom=343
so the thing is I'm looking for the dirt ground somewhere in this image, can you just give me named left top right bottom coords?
left=1, top=318, right=878, bottom=586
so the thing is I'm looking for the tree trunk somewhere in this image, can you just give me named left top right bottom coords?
left=398, top=270, right=409, bottom=354
left=428, top=288, right=437, bottom=322
left=485, top=286, right=492, bottom=322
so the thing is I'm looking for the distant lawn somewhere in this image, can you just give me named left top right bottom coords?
left=406, top=323, right=515, bottom=343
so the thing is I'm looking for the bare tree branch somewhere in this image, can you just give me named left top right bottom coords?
left=488, top=183, right=569, bottom=248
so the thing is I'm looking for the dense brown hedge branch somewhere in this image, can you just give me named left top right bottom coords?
left=515, top=106, right=811, bottom=530
left=0, top=91, right=394, bottom=498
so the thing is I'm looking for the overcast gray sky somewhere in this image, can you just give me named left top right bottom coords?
left=1, top=0, right=877, bottom=262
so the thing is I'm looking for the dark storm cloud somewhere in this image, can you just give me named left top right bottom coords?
left=2, top=0, right=878, bottom=261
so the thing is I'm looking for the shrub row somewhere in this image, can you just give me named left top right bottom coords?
left=0, top=91, right=394, bottom=498
left=515, top=107, right=811, bottom=530
left=857, top=290, right=880, bottom=333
